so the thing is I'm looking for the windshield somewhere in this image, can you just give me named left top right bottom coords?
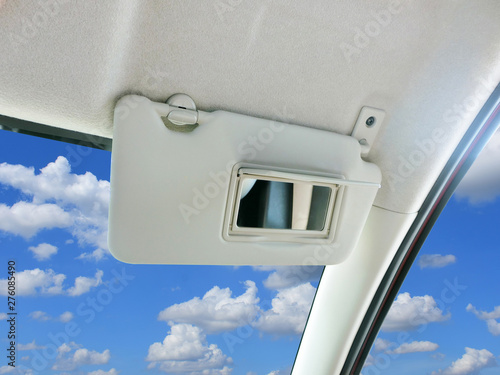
left=0, top=130, right=322, bottom=374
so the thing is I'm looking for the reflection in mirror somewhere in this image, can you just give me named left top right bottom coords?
left=236, top=179, right=332, bottom=231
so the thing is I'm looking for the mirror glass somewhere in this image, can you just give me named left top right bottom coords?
left=235, top=178, right=333, bottom=231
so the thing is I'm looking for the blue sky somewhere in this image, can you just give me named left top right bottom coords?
left=0, top=130, right=321, bottom=375
left=0, top=128, right=499, bottom=375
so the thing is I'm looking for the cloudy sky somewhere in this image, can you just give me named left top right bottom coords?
left=0, top=128, right=499, bottom=375
left=0, top=131, right=319, bottom=375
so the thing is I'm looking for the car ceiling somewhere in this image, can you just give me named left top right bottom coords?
left=1, top=1, right=499, bottom=216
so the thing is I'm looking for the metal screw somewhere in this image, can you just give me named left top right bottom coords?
left=365, top=116, right=375, bottom=127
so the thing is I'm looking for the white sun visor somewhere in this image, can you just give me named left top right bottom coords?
left=108, top=94, right=382, bottom=265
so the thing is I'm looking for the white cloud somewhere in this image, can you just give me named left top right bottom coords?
left=254, top=282, right=316, bottom=335
left=466, top=304, right=500, bottom=320
left=0, top=157, right=110, bottom=255
left=389, top=341, right=439, bottom=354
left=67, top=270, right=103, bottom=297
left=28, top=311, right=73, bottom=323
left=147, top=324, right=213, bottom=361
left=266, top=368, right=292, bottom=375
left=253, top=266, right=323, bottom=289
left=0, top=313, right=7, bottom=320
left=0, top=202, right=72, bottom=238
left=432, top=352, right=446, bottom=361
left=29, top=311, right=50, bottom=321
left=77, top=248, right=107, bottom=262
left=266, top=370, right=291, bottom=375
left=158, top=281, right=259, bottom=334
left=0, top=269, right=65, bottom=296
left=59, top=311, right=74, bottom=323
left=28, top=243, right=58, bottom=261
left=432, top=347, right=497, bottom=375
left=485, top=319, right=500, bottom=336
left=0, top=366, right=33, bottom=374
left=373, top=338, right=393, bottom=352
left=363, top=354, right=375, bottom=368
left=418, top=254, right=456, bottom=269
left=146, top=323, right=232, bottom=374
left=52, top=342, right=110, bottom=371
left=87, top=369, right=119, bottom=375
left=18, top=340, right=45, bottom=351
left=455, top=129, right=500, bottom=204
left=0, top=268, right=102, bottom=297
left=466, top=304, right=500, bottom=336
left=382, top=292, right=450, bottom=332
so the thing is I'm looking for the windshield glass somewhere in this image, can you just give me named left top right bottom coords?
left=0, top=130, right=322, bottom=374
